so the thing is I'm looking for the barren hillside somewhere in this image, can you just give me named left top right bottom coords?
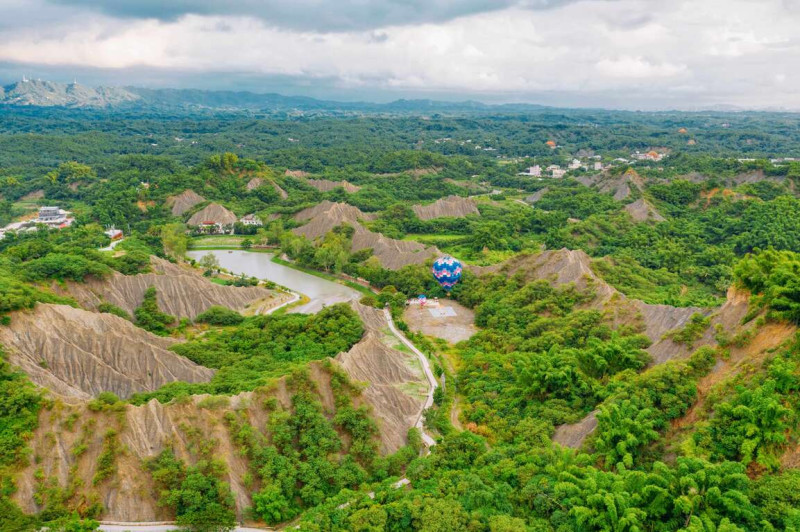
left=624, top=198, right=666, bottom=222
left=411, top=195, right=479, bottom=220
left=500, top=250, right=759, bottom=448
left=12, top=362, right=348, bottom=521
left=337, top=303, right=429, bottom=453
left=11, top=303, right=431, bottom=521
left=293, top=201, right=438, bottom=269
left=0, top=303, right=213, bottom=400
left=305, top=178, right=361, bottom=193
left=351, top=225, right=439, bottom=269
left=247, top=177, right=288, bottom=198
left=577, top=168, right=644, bottom=200
left=168, top=189, right=205, bottom=216
left=186, top=202, right=237, bottom=226
left=525, top=187, right=549, bottom=204
left=488, top=249, right=754, bottom=368
left=293, top=200, right=370, bottom=240
left=60, top=256, right=275, bottom=320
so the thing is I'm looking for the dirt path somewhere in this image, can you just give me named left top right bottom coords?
left=384, top=309, right=438, bottom=449
left=450, top=394, right=464, bottom=431
left=99, top=238, right=125, bottom=252
left=258, top=291, right=300, bottom=315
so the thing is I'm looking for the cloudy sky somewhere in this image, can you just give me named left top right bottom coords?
left=1, top=0, right=799, bottom=109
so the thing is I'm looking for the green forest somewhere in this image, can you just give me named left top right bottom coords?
left=0, top=105, right=799, bottom=532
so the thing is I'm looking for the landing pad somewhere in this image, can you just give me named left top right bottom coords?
left=405, top=299, right=477, bottom=344
left=428, top=306, right=457, bottom=318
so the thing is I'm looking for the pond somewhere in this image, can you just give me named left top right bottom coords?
left=187, top=250, right=361, bottom=313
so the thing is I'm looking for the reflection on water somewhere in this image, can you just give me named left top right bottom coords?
left=187, top=250, right=361, bottom=313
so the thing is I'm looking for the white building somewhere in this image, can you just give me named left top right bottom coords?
left=552, top=168, right=567, bottom=178
left=240, top=214, right=263, bottom=226
left=104, top=227, right=123, bottom=240
left=594, top=161, right=604, bottom=171
left=517, top=165, right=542, bottom=177
left=632, top=151, right=663, bottom=162
left=35, top=206, right=73, bottom=228
left=568, top=158, right=582, bottom=170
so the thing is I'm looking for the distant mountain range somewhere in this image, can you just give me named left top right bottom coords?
left=0, top=79, right=140, bottom=108
left=0, top=78, right=548, bottom=114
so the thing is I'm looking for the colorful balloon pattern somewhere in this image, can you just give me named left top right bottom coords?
left=432, top=255, right=462, bottom=291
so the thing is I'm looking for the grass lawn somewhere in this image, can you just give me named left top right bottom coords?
left=190, top=235, right=246, bottom=248
left=403, top=233, right=465, bottom=243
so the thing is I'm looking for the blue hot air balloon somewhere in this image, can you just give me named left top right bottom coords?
left=432, top=255, right=462, bottom=291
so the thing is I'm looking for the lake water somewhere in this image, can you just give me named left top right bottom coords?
left=187, top=250, right=361, bottom=313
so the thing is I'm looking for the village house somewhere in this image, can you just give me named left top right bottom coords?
left=104, top=227, right=123, bottom=240
left=240, top=214, right=263, bottom=226
left=199, top=221, right=225, bottom=234
left=517, top=165, right=542, bottom=177
left=632, top=150, right=664, bottom=162
left=35, top=206, right=73, bottom=228
left=546, top=165, right=566, bottom=178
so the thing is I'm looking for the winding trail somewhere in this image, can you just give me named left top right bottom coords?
left=99, top=238, right=125, bottom=252
left=383, top=308, right=438, bottom=449
left=262, top=291, right=301, bottom=315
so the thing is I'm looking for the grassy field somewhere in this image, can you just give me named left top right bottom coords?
left=190, top=235, right=246, bottom=248
left=403, top=233, right=465, bottom=244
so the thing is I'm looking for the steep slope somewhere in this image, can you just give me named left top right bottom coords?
left=624, top=198, right=666, bottom=222
left=525, top=187, right=549, bottom=204
left=305, top=179, right=361, bottom=193
left=337, top=303, right=428, bottom=453
left=491, top=249, right=743, bottom=365
left=293, top=200, right=370, bottom=240
left=12, top=362, right=351, bottom=521
left=186, top=203, right=237, bottom=226
left=246, top=177, right=288, bottom=198
left=60, top=256, right=275, bottom=320
left=351, top=225, right=439, bottom=270
left=293, top=201, right=437, bottom=269
left=12, top=303, right=431, bottom=521
left=167, top=189, right=205, bottom=216
left=495, top=250, right=755, bottom=449
left=577, top=168, right=644, bottom=200
left=412, top=195, right=480, bottom=220
left=0, top=303, right=213, bottom=400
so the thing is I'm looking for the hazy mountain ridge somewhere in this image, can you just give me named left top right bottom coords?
left=0, top=78, right=548, bottom=113
left=0, top=79, right=140, bottom=107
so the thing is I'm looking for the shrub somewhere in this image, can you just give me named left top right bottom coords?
left=134, top=286, right=176, bottom=336
left=97, top=302, right=131, bottom=320
left=195, top=306, right=244, bottom=326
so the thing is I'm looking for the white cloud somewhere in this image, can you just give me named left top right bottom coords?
left=596, top=57, right=686, bottom=79
left=2, top=0, right=800, bottom=108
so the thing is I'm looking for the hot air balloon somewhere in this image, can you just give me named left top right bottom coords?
left=432, top=255, right=462, bottom=292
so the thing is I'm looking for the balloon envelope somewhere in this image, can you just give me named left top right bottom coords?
left=432, top=255, right=462, bottom=291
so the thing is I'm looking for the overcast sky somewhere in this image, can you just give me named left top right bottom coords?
left=1, top=0, right=799, bottom=110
